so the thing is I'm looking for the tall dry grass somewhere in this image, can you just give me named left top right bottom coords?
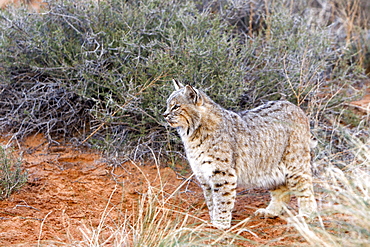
left=0, top=146, right=27, bottom=200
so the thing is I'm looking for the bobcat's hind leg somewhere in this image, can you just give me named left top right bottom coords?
left=285, top=156, right=317, bottom=218
left=255, top=185, right=291, bottom=218
left=287, top=173, right=317, bottom=218
left=284, top=135, right=318, bottom=219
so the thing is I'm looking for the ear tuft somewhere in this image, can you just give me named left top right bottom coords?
left=173, top=79, right=184, bottom=91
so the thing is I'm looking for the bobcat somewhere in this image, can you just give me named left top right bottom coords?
left=163, top=80, right=317, bottom=229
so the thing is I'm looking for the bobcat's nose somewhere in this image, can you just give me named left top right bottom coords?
left=163, top=111, right=170, bottom=118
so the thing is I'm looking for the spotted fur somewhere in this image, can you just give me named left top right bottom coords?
left=163, top=80, right=317, bottom=229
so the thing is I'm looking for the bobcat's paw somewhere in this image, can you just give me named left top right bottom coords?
left=212, top=220, right=231, bottom=230
left=254, top=208, right=279, bottom=219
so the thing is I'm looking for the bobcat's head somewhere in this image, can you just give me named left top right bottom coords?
left=163, top=80, right=203, bottom=135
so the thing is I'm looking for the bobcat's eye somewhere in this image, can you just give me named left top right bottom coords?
left=171, top=104, right=181, bottom=111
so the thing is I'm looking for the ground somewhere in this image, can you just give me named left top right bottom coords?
left=0, top=134, right=305, bottom=246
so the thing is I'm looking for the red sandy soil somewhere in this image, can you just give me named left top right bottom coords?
left=0, top=134, right=307, bottom=247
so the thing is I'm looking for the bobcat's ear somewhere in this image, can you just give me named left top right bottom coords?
left=184, top=85, right=203, bottom=106
left=173, top=79, right=184, bottom=91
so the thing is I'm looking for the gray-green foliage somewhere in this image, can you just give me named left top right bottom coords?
left=0, top=146, right=27, bottom=200
left=0, top=0, right=365, bottom=160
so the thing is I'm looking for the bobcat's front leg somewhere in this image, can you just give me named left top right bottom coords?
left=210, top=168, right=237, bottom=229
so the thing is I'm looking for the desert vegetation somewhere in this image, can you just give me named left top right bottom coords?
left=0, top=0, right=369, bottom=246
left=0, top=146, right=27, bottom=200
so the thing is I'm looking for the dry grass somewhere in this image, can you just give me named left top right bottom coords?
left=0, top=146, right=27, bottom=200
